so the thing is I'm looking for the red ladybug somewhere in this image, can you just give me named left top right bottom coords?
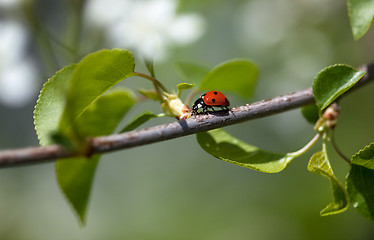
left=191, top=91, right=230, bottom=115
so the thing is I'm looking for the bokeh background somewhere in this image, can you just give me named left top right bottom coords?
left=1, top=0, right=374, bottom=239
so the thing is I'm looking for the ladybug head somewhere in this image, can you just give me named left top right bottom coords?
left=191, top=97, right=205, bottom=115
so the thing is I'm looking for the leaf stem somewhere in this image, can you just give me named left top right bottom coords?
left=288, top=133, right=322, bottom=158
left=133, top=72, right=169, bottom=94
left=142, top=60, right=163, bottom=97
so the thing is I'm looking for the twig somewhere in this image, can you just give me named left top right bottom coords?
left=0, top=63, right=373, bottom=167
left=330, top=130, right=351, bottom=164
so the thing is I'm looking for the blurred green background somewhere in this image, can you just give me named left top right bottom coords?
left=0, top=0, right=374, bottom=239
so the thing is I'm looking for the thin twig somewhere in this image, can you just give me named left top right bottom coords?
left=330, top=130, right=351, bottom=164
left=0, top=63, right=373, bottom=167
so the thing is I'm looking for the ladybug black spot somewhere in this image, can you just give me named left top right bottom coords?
left=214, top=91, right=218, bottom=95
left=212, top=99, right=216, bottom=103
left=225, top=98, right=228, bottom=103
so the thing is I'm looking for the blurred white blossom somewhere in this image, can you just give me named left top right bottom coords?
left=0, top=0, right=22, bottom=10
left=85, top=0, right=205, bottom=60
left=0, top=20, right=38, bottom=107
left=236, top=0, right=333, bottom=93
left=237, top=0, right=297, bottom=50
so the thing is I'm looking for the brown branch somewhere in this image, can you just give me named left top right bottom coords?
left=0, top=63, right=373, bottom=167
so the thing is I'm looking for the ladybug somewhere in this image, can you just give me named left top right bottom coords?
left=191, top=91, right=230, bottom=115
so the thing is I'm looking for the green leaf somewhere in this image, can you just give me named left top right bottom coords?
left=56, top=89, right=135, bottom=225
left=196, top=129, right=295, bottom=173
left=56, top=156, right=99, bottom=225
left=174, top=61, right=210, bottom=84
left=348, top=0, right=374, bottom=40
left=120, top=111, right=158, bottom=133
left=199, top=59, right=258, bottom=98
left=177, top=83, right=195, bottom=90
left=177, top=83, right=195, bottom=97
left=73, top=89, right=135, bottom=136
left=351, top=142, right=374, bottom=169
left=58, top=49, right=135, bottom=140
left=138, top=89, right=160, bottom=101
left=34, top=64, right=77, bottom=146
left=34, top=52, right=136, bottom=224
left=312, top=64, right=365, bottom=110
left=347, top=164, right=374, bottom=222
left=307, top=146, right=349, bottom=216
left=301, top=104, right=320, bottom=124
left=50, top=132, right=76, bottom=150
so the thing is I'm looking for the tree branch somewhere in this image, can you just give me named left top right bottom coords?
left=0, top=63, right=373, bottom=167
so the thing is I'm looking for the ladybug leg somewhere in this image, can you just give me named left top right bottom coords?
left=208, top=105, right=216, bottom=113
left=218, top=106, right=229, bottom=112
left=202, top=104, right=208, bottom=114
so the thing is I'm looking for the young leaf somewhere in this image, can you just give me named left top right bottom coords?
left=196, top=129, right=295, bottom=173
left=351, top=142, right=374, bottom=169
left=301, top=104, right=320, bottom=124
left=199, top=59, right=258, bottom=98
left=34, top=64, right=77, bottom=146
left=56, top=89, right=135, bottom=225
left=347, top=0, right=374, bottom=40
left=177, top=83, right=195, bottom=97
left=312, top=64, right=365, bottom=110
left=174, top=61, right=210, bottom=84
left=347, top=164, right=374, bottom=222
left=177, top=83, right=195, bottom=91
left=307, top=147, right=349, bottom=216
left=58, top=49, right=135, bottom=140
left=120, top=111, right=158, bottom=133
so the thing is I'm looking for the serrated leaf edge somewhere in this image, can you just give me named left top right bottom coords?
left=352, top=142, right=374, bottom=159
left=33, top=64, right=77, bottom=145
left=312, top=64, right=365, bottom=110
left=351, top=142, right=374, bottom=166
